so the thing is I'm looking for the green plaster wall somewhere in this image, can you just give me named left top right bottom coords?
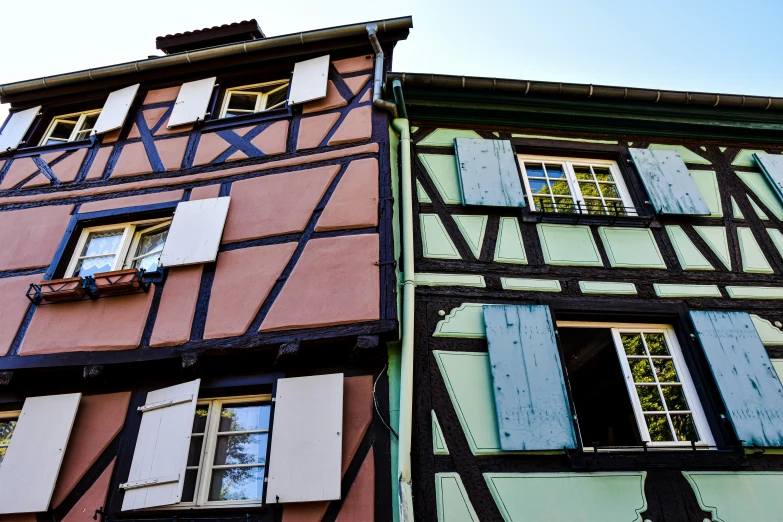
left=666, top=225, right=714, bottom=271
left=726, top=286, right=783, bottom=299
left=749, top=197, right=770, bottom=220
left=494, top=217, right=527, bottom=264
left=500, top=278, right=562, bottom=292
left=415, top=273, right=486, bottom=288
left=683, top=471, right=783, bottom=522
left=416, top=180, right=432, bottom=203
left=737, top=227, right=773, bottom=273
left=453, top=215, right=488, bottom=259
left=598, top=227, right=667, bottom=269
left=389, top=127, right=402, bottom=336
left=649, top=143, right=711, bottom=165
left=418, top=153, right=463, bottom=204
left=769, top=229, right=783, bottom=259
left=690, top=170, right=723, bottom=217
left=435, top=473, right=480, bottom=522
left=432, top=410, right=449, bottom=455
left=579, top=281, right=638, bottom=295
left=694, top=226, right=732, bottom=270
left=484, top=472, right=648, bottom=522
left=731, top=197, right=745, bottom=219
left=420, top=214, right=461, bottom=259
left=512, top=133, right=618, bottom=145
left=751, top=315, right=783, bottom=346
left=433, top=303, right=486, bottom=339
left=387, top=342, right=401, bottom=522
left=654, top=283, right=722, bottom=298
left=737, top=172, right=783, bottom=221
left=419, top=128, right=482, bottom=147
left=732, top=149, right=766, bottom=168
left=774, top=359, right=783, bottom=378
left=537, top=224, right=603, bottom=267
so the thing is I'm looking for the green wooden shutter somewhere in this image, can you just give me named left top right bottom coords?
left=454, top=138, right=526, bottom=208
left=754, top=153, right=783, bottom=204
left=483, top=304, right=576, bottom=451
left=690, top=310, right=783, bottom=447
left=629, top=148, right=710, bottom=215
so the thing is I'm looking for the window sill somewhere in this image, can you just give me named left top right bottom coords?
left=28, top=268, right=151, bottom=304
left=202, top=106, right=292, bottom=133
left=568, top=446, right=745, bottom=470
left=14, top=138, right=93, bottom=158
left=522, top=210, right=654, bottom=228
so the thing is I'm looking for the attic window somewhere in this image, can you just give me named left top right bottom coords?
left=218, top=80, right=289, bottom=118
left=40, top=110, right=101, bottom=146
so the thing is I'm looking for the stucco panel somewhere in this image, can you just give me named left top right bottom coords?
left=334, top=448, right=374, bottom=522
left=112, top=142, right=153, bottom=177
left=251, top=120, right=289, bottom=155
left=143, top=86, right=180, bottom=104
left=328, top=106, right=372, bottom=146
left=302, top=81, right=347, bottom=114
left=79, top=190, right=183, bottom=213
left=315, top=158, right=378, bottom=232
left=85, top=147, right=113, bottom=180
left=0, top=274, right=40, bottom=356
left=150, top=265, right=203, bottom=347
left=61, top=460, right=116, bottom=522
left=52, top=149, right=88, bottom=183
left=0, top=204, right=74, bottom=271
left=297, top=113, right=340, bottom=150
left=193, top=132, right=231, bottom=166
left=1, top=157, right=39, bottom=189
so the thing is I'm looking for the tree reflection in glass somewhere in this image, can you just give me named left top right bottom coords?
left=0, top=418, right=17, bottom=467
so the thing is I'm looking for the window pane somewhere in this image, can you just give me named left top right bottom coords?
left=585, top=200, right=606, bottom=215
left=628, top=359, right=654, bottom=383
left=545, top=164, right=566, bottom=178
left=661, top=386, right=689, bottom=411
left=75, top=255, right=116, bottom=277
left=644, top=333, right=669, bottom=355
left=524, top=163, right=545, bottom=178
left=573, top=166, right=593, bottom=180
left=136, top=227, right=168, bottom=257
left=645, top=414, right=674, bottom=442
left=554, top=199, right=576, bottom=213
left=671, top=414, right=699, bottom=441
left=49, top=121, right=77, bottom=141
left=208, top=466, right=264, bottom=501
left=218, top=403, right=270, bottom=432
left=227, top=93, right=258, bottom=113
left=578, top=182, right=599, bottom=197
left=550, top=180, right=571, bottom=195
left=528, top=179, right=550, bottom=195
left=621, top=334, right=645, bottom=356
left=81, top=113, right=100, bottom=131
left=599, top=184, right=620, bottom=198
left=213, top=433, right=268, bottom=465
left=593, top=168, right=614, bottom=182
left=187, top=435, right=204, bottom=466
left=81, top=230, right=124, bottom=257
left=653, top=359, right=679, bottom=382
left=265, top=86, right=288, bottom=110
left=193, top=406, right=209, bottom=433
left=636, top=386, right=664, bottom=411
left=532, top=196, right=550, bottom=212
left=181, top=469, right=198, bottom=502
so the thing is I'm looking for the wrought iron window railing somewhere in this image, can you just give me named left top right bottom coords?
left=27, top=268, right=156, bottom=305
left=527, top=199, right=654, bottom=227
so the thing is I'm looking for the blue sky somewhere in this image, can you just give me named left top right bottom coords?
left=2, top=0, right=782, bottom=122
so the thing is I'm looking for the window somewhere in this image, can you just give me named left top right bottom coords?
left=183, top=396, right=271, bottom=507
left=0, top=411, right=19, bottom=467
left=518, top=155, right=635, bottom=215
left=39, top=110, right=101, bottom=146
left=218, top=80, right=289, bottom=119
left=558, top=322, right=714, bottom=449
left=65, top=219, right=171, bottom=278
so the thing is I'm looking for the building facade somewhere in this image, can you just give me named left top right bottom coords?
left=389, top=73, right=783, bottom=521
left=0, top=17, right=411, bottom=522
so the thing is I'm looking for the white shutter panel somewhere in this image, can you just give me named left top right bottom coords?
left=121, top=379, right=200, bottom=511
left=0, top=106, right=40, bottom=153
left=168, top=78, right=216, bottom=127
left=288, top=55, right=330, bottom=105
left=160, top=196, right=230, bottom=267
left=93, top=84, right=140, bottom=135
left=0, top=393, right=81, bottom=514
left=266, top=373, right=343, bottom=503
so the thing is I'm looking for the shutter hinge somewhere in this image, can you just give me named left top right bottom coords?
left=138, top=394, right=194, bottom=413
left=120, top=473, right=180, bottom=490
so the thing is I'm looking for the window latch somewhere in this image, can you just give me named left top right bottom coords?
left=120, top=474, right=180, bottom=490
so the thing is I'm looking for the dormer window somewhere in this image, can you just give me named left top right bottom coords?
left=39, top=109, right=102, bottom=146
left=218, top=80, right=289, bottom=119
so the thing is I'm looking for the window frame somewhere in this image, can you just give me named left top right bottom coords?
left=217, top=80, right=290, bottom=120
left=178, top=394, right=272, bottom=509
left=517, top=154, right=636, bottom=216
left=38, top=109, right=102, bottom=146
left=64, top=218, right=171, bottom=278
left=0, top=410, right=21, bottom=466
left=557, top=321, right=715, bottom=449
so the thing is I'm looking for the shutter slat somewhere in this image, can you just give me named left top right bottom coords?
left=93, top=84, right=140, bottom=135
left=121, top=379, right=200, bottom=510
left=288, top=55, right=330, bottom=105
left=483, top=304, right=576, bottom=451
left=160, top=197, right=230, bottom=267
left=0, top=106, right=40, bottom=153
left=629, top=148, right=711, bottom=215
left=754, top=153, right=783, bottom=203
left=168, top=78, right=216, bottom=127
left=266, top=373, right=343, bottom=503
left=455, top=138, right=526, bottom=208
left=0, top=393, right=81, bottom=514
left=690, top=310, right=783, bottom=447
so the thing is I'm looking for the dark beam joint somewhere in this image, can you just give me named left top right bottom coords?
left=182, top=353, right=199, bottom=369
left=0, top=371, right=13, bottom=386
left=275, top=341, right=300, bottom=367
left=83, top=365, right=104, bottom=380
left=349, top=335, right=379, bottom=363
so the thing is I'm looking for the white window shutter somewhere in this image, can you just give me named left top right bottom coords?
left=0, top=393, right=81, bottom=514
left=168, top=78, right=216, bottom=127
left=160, top=196, right=230, bottom=267
left=93, top=84, right=140, bottom=135
left=0, top=106, right=40, bottom=153
left=121, top=379, right=200, bottom=511
left=288, top=55, right=330, bottom=105
left=266, top=373, right=343, bottom=503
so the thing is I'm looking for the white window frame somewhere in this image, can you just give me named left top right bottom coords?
left=64, top=218, right=171, bottom=278
left=557, top=321, right=715, bottom=449
left=178, top=394, right=272, bottom=509
left=517, top=154, right=636, bottom=216
left=39, top=109, right=102, bottom=146
left=218, top=80, right=289, bottom=119
left=0, top=410, right=20, bottom=466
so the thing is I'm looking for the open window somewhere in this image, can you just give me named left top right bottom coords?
left=39, top=109, right=101, bottom=146
left=218, top=80, right=289, bottom=119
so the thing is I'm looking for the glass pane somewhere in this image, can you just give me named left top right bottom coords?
left=75, top=255, right=116, bottom=277
left=208, top=466, right=264, bottom=501
left=621, top=334, right=645, bottom=356
left=644, top=333, right=669, bottom=355
left=187, top=435, right=204, bottom=466
left=606, top=200, right=627, bottom=215
left=545, top=164, right=566, bottom=178
left=585, top=200, right=606, bottom=215
left=45, top=138, right=68, bottom=146
left=193, top=406, right=209, bottom=433
left=528, top=179, right=550, bottom=195
left=645, top=414, right=674, bottom=442
left=671, top=414, right=699, bottom=441
left=134, top=253, right=162, bottom=272
left=218, top=402, right=270, bottom=432
left=181, top=469, right=198, bottom=503
left=550, top=180, right=571, bottom=195
left=554, top=198, right=576, bottom=213
left=265, top=86, right=288, bottom=110
left=532, top=196, right=550, bottom=212
left=227, top=93, right=258, bottom=113
left=653, top=359, right=679, bottom=382
left=0, top=419, right=16, bottom=446
left=636, top=386, right=664, bottom=411
left=80, top=113, right=100, bottom=131
left=599, top=184, right=620, bottom=198
left=524, top=164, right=545, bottom=178
left=81, top=230, right=124, bottom=257
left=574, top=166, right=593, bottom=180
left=213, top=433, right=268, bottom=465
left=628, top=358, right=654, bottom=383
left=661, top=385, right=689, bottom=411
left=49, top=120, right=77, bottom=141
left=593, top=168, right=614, bottom=182
left=578, top=182, right=600, bottom=197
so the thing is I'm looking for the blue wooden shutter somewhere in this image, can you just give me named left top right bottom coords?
left=629, top=148, right=711, bottom=215
left=690, top=310, right=783, bottom=447
left=454, top=138, right=526, bottom=208
left=754, top=153, right=783, bottom=203
left=483, top=304, right=576, bottom=451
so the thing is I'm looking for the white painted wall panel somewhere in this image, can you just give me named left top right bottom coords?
left=160, top=196, right=230, bottom=267
left=121, top=379, right=200, bottom=510
left=168, top=77, right=216, bottom=127
left=0, top=106, right=40, bottom=153
left=0, top=393, right=81, bottom=514
left=288, top=55, right=330, bottom=105
left=93, top=84, right=140, bottom=135
left=266, top=373, right=343, bottom=503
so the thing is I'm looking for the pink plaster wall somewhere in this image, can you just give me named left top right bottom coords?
left=1, top=514, right=38, bottom=522
left=343, top=75, right=371, bottom=96
left=328, top=106, right=372, bottom=146
left=157, top=137, right=189, bottom=171
left=0, top=274, right=39, bottom=356
left=52, top=149, right=88, bottom=183
left=79, top=190, right=183, bottom=213
left=150, top=265, right=202, bottom=347
left=20, top=290, right=154, bottom=355
left=23, top=173, right=50, bottom=188
left=222, top=165, right=339, bottom=243
left=332, top=55, right=374, bottom=74
left=112, top=142, right=153, bottom=177
left=252, top=120, right=288, bottom=155
left=193, top=133, right=231, bottom=166
left=61, top=459, right=116, bottom=522
left=302, top=81, right=347, bottom=114
left=260, top=234, right=379, bottom=331
left=297, top=113, right=340, bottom=150
left=334, top=448, right=374, bottom=522
left=0, top=157, right=39, bottom=189
left=128, top=108, right=168, bottom=139
left=85, top=147, right=112, bottom=181
left=0, top=205, right=74, bottom=271
left=190, top=184, right=221, bottom=200
left=315, top=158, right=378, bottom=232
left=144, top=86, right=180, bottom=104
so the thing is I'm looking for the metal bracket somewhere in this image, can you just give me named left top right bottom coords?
left=120, top=473, right=180, bottom=490
left=138, top=395, right=193, bottom=413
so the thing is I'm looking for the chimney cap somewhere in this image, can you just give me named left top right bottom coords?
left=156, top=19, right=265, bottom=54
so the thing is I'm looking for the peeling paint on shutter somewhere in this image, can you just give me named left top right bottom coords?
left=483, top=304, right=576, bottom=451
left=629, top=148, right=710, bottom=215
left=454, top=138, right=526, bottom=208
left=0, top=106, right=40, bottom=153
left=754, top=153, right=783, bottom=204
left=690, top=310, right=783, bottom=447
